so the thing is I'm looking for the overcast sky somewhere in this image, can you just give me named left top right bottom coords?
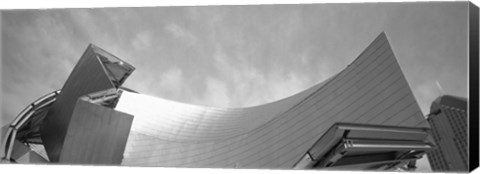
left=1, top=2, right=470, bottom=171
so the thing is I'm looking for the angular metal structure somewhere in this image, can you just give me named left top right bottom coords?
left=294, top=122, right=433, bottom=170
left=40, top=44, right=135, bottom=162
left=2, top=32, right=432, bottom=170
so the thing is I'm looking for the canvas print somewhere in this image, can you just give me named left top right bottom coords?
left=1, top=2, right=477, bottom=173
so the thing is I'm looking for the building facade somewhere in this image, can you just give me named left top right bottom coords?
left=2, top=32, right=434, bottom=170
left=426, top=95, right=468, bottom=172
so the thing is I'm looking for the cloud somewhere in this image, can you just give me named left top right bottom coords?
left=414, top=81, right=443, bottom=115
left=164, top=23, right=198, bottom=46
left=269, top=72, right=311, bottom=101
left=200, top=77, right=230, bottom=107
left=131, top=31, right=152, bottom=50
left=1, top=11, right=84, bottom=123
left=157, top=67, right=184, bottom=98
left=202, top=44, right=312, bottom=108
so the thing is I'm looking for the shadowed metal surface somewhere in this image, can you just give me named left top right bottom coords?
left=114, top=32, right=429, bottom=168
left=40, top=44, right=134, bottom=162
left=294, top=122, right=433, bottom=170
left=59, top=99, right=133, bottom=164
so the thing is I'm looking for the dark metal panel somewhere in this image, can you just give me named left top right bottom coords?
left=308, top=123, right=346, bottom=160
left=59, top=99, right=133, bottom=164
left=296, top=123, right=433, bottom=170
left=40, top=45, right=116, bottom=162
left=10, top=140, right=30, bottom=160
left=1, top=124, right=8, bottom=157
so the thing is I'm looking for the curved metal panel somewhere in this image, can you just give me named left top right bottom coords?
left=3, top=32, right=429, bottom=168
left=113, top=32, right=428, bottom=168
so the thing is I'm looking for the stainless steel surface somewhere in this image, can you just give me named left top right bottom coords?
left=114, top=32, right=429, bottom=168
left=59, top=99, right=133, bottom=164
left=2, top=32, right=430, bottom=168
left=40, top=44, right=134, bottom=162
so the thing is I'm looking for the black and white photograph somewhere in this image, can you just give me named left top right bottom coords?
left=0, top=1, right=478, bottom=173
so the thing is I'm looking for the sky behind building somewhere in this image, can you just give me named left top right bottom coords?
left=0, top=2, right=470, bottom=171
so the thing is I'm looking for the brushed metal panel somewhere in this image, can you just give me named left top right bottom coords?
left=40, top=45, right=116, bottom=162
left=10, top=140, right=30, bottom=160
left=59, top=99, right=133, bottom=164
left=112, top=32, right=428, bottom=168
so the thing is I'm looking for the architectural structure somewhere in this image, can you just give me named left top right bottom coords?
left=426, top=95, right=468, bottom=172
left=2, top=32, right=434, bottom=170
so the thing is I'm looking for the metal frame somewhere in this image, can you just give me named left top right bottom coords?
left=2, top=90, right=60, bottom=161
left=2, top=86, right=135, bottom=162
left=293, top=122, right=435, bottom=170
